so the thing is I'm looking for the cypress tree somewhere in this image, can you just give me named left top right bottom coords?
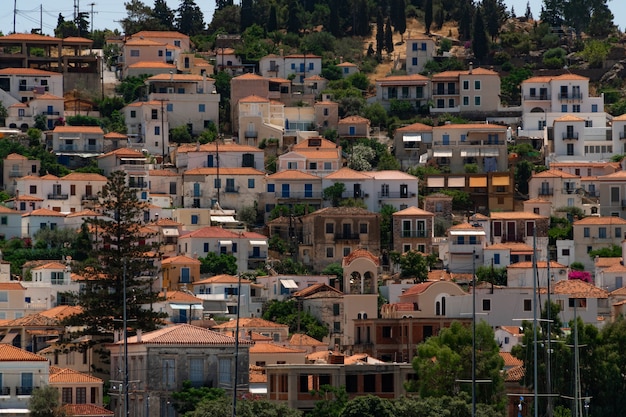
left=385, top=17, right=394, bottom=54
left=472, top=6, right=489, bottom=61
left=424, top=0, right=433, bottom=34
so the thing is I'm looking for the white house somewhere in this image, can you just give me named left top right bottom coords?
left=21, top=208, right=67, bottom=238
left=0, top=344, right=49, bottom=411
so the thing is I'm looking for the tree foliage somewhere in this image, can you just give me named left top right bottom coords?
left=176, top=0, right=205, bottom=35
left=262, top=299, right=329, bottom=341
left=29, top=385, right=62, bottom=417
left=323, top=182, right=346, bottom=207
left=62, top=171, right=166, bottom=337
left=199, top=252, right=237, bottom=275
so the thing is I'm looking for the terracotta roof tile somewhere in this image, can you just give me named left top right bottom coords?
left=500, top=351, right=523, bottom=367
left=61, top=403, right=114, bottom=416
left=538, top=279, right=608, bottom=298
left=62, top=173, right=108, bottom=182
left=52, top=126, right=104, bottom=134
left=508, top=261, right=567, bottom=269
left=500, top=325, right=523, bottom=337
left=120, top=323, right=249, bottom=345
left=40, top=305, right=82, bottom=320
left=293, top=283, right=343, bottom=298
left=532, top=169, right=579, bottom=179
left=289, top=333, right=325, bottom=346
left=250, top=342, right=306, bottom=354
left=213, top=317, right=288, bottom=329
left=194, top=274, right=251, bottom=285
left=324, top=167, right=372, bottom=180
left=339, top=115, right=370, bottom=124
left=490, top=212, right=547, bottom=220
left=184, top=167, right=264, bottom=176
left=399, top=281, right=435, bottom=297
left=176, top=142, right=261, bottom=153
left=342, top=248, right=380, bottom=267
left=23, top=208, right=67, bottom=217
left=161, top=255, right=201, bottom=265
left=161, top=291, right=203, bottom=303
left=50, top=367, right=102, bottom=383
left=393, top=206, right=434, bottom=216
left=0, top=344, right=47, bottom=361
left=574, top=216, right=626, bottom=225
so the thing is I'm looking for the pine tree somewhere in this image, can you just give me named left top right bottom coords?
left=328, top=2, right=341, bottom=37
left=424, top=0, right=433, bottom=34
left=458, top=0, right=474, bottom=40
left=63, top=171, right=166, bottom=337
left=483, top=0, right=507, bottom=42
left=472, top=6, right=489, bottom=62
left=216, top=0, right=234, bottom=10
left=385, top=17, right=394, bottom=54
left=176, top=0, right=205, bottom=36
left=524, top=1, right=532, bottom=20
left=287, top=0, right=302, bottom=34
left=153, top=0, right=175, bottom=30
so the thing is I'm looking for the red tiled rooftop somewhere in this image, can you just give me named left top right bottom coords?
left=0, top=344, right=47, bottom=361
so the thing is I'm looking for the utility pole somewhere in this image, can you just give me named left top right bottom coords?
left=13, top=0, right=16, bottom=33
left=88, top=3, right=97, bottom=35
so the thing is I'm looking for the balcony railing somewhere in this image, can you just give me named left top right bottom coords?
left=562, top=132, right=579, bottom=140
left=275, top=191, right=322, bottom=199
left=244, top=130, right=258, bottom=138
left=558, top=93, right=583, bottom=100
left=401, top=230, right=428, bottom=238
left=84, top=145, right=99, bottom=152
left=248, top=251, right=268, bottom=259
left=538, top=187, right=554, bottom=196
left=82, top=194, right=98, bottom=201
left=0, top=386, right=9, bottom=395
left=41, top=111, right=60, bottom=116
left=335, top=233, right=361, bottom=240
left=562, top=188, right=577, bottom=194
left=523, top=94, right=550, bottom=100
left=16, top=386, right=33, bottom=395
left=225, top=186, right=240, bottom=193
left=620, top=132, right=626, bottom=140
left=9, top=170, right=22, bottom=177
left=47, top=193, right=68, bottom=200
left=378, top=192, right=415, bottom=199
left=129, top=182, right=147, bottom=189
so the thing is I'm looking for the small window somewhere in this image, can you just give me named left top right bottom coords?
left=325, top=223, right=334, bottom=234
left=151, top=109, right=158, bottom=119
left=248, top=179, right=255, bottom=188
left=359, top=223, right=368, bottom=234
left=482, top=299, right=491, bottom=311
left=198, top=104, right=205, bottom=112
left=326, top=247, right=334, bottom=258
left=333, top=304, right=340, bottom=316
left=474, top=96, right=481, bottom=106
left=474, top=80, right=481, bottom=90
left=562, top=249, right=570, bottom=256
left=523, top=299, right=532, bottom=311
left=267, top=184, right=275, bottom=193
left=166, top=103, right=173, bottom=112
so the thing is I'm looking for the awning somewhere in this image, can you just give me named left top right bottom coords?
left=250, top=240, right=267, bottom=245
left=249, top=387, right=268, bottom=394
left=448, top=177, right=465, bottom=187
left=460, top=150, right=480, bottom=157
left=280, top=279, right=298, bottom=289
left=481, top=149, right=499, bottom=157
left=212, top=216, right=238, bottom=223
left=433, top=150, right=453, bottom=157
left=170, top=303, right=203, bottom=310
left=427, top=177, right=445, bottom=187
left=469, top=177, right=487, bottom=187
left=492, top=176, right=510, bottom=186
left=162, top=228, right=179, bottom=236
left=219, top=240, right=233, bottom=245
left=403, top=134, right=421, bottom=142
left=450, top=230, right=486, bottom=236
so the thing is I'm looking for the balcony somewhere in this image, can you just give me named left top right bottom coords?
left=558, top=93, right=583, bottom=100
left=401, top=230, right=428, bottom=238
left=47, top=193, right=68, bottom=200
left=562, top=132, right=579, bottom=140
left=251, top=296, right=267, bottom=303
left=341, top=192, right=368, bottom=199
left=562, top=188, right=577, bottom=194
left=335, top=233, right=361, bottom=240
left=620, top=132, right=626, bottom=140
left=378, top=192, right=415, bottom=199
left=248, top=250, right=268, bottom=259
left=82, top=194, right=98, bottom=201
left=0, top=386, right=9, bottom=396
left=538, top=187, right=554, bottom=196
left=275, top=191, right=322, bottom=199
left=41, top=110, right=60, bottom=116
left=16, top=386, right=33, bottom=395
left=244, top=130, right=258, bottom=138
left=523, top=94, right=550, bottom=100
left=225, top=186, right=240, bottom=193
left=59, top=145, right=77, bottom=151
left=9, top=170, right=22, bottom=177
left=84, top=145, right=100, bottom=152
left=129, top=181, right=147, bottom=189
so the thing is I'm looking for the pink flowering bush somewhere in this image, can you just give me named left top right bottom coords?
left=568, top=270, right=592, bottom=283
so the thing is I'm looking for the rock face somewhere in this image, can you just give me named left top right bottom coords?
left=600, top=60, right=626, bottom=85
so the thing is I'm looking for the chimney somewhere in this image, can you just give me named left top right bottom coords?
left=170, top=70, right=173, bottom=81
left=469, top=62, right=473, bottom=74
left=136, top=329, right=142, bottom=343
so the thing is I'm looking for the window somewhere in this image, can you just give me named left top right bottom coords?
left=180, top=267, right=190, bottom=283
left=198, top=104, right=205, bottom=112
left=412, top=42, right=418, bottom=51
left=20, top=373, right=32, bottom=394
left=167, top=103, right=173, bottom=111
left=163, top=359, right=175, bottom=389
left=333, top=322, right=341, bottom=332
left=529, top=87, right=536, bottom=97
left=189, top=358, right=204, bottom=387
left=203, top=243, right=209, bottom=252
left=151, top=109, right=158, bottom=119
left=611, top=187, right=620, bottom=202
left=0, top=217, right=6, bottom=225
left=76, top=387, right=86, bottom=404
left=412, top=57, right=418, bottom=65
left=617, top=227, right=622, bottom=239
left=494, top=253, right=500, bottom=265
left=326, top=247, right=334, bottom=258
left=463, top=96, right=469, bottom=105
left=219, top=358, right=231, bottom=385
left=463, top=80, right=469, bottom=90
left=561, top=104, right=567, bottom=112
left=0, top=292, right=7, bottom=302
left=421, top=42, right=427, bottom=50
left=325, top=223, right=334, bottom=234
left=191, top=215, right=198, bottom=224
left=158, top=50, right=163, bottom=57
left=474, top=96, right=481, bottom=106
left=474, top=80, right=481, bottom=90
left=360, top=223, right=368, bottom=234
left=482, top=299, right=491, bottom=311
left=154, top=126, right=160, bottom=135
left=267, top=184, right=275, bottom=193
left=599, top=227, right=607, bottom=238
left=333, top=304, right=340, bottom=316
left=248, top=179, right=255, bottom=188
left=214, top=178, right=221, bottom=189
left=573, top=104, right=580, bottom=112
left=30, top=185, right=37, bottom=194
left=130, top=50, right=139, bottom=57
left=523, top=299, right=532, bottom=311
left=62, top=387, right=72, bottom=404
left=584, top=227, right=590, bottom=237
left=592, top=104, right=598, bottom=112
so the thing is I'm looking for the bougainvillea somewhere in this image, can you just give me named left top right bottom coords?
left=568, top=270, right=592, bottom=283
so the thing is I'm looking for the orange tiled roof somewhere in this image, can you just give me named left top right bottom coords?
left=40, top=305, right=82, bottom=320
left=0, top=344, right=47, bottom=361
left=239, top=95, right=270, bottom=103
left=53, top=126, right=104, bottom=134
left=194, top=274, right=252, bottom=285
left=539, top=279, right=608, bottom=298
left=0, top=67, right=59, bottom=76
left=161, top=290, right=203, bottom=303
left=50, top=367, right=102, bottom=383
left=574, top=216, right=626, bottom=225
left=23, top=208, right=67, bottom=217
left=395, top=122, right=433, bottom=132
left=289, top=333, right=325, bottom=347
left=342, top=248, right=380, bottom=267
left=128, top=61, right=176, bottom=69
left=339, top=115, right=370, bottom=124
left=184, top=167, right=264, bottom=176
left=62, top=172, right=107, bottom=182
left=508, top=261, right=567, bottom=269
left=250, top=342, right=306, bottom=354
left=324, top=167, right=372, bottom=180
left=61, top=404, right=114, bottom=416
left=161, top=255, right=201, bottom=265
left=399, top=281, right=435, bottom=297
left=490, top=212, right=547, bottom=220
left=268, top=170, right=320, bottom=180
left=122, top=323, right=249, bottom=345
left=532, top=169, right=579, bottom=179
left=505, top=365, right=525, bottom=382
left=393, top=206, right=434, bottom=216
left=293, top=283, right=343, bottom=298
left=500, top=351, right=523, bottom=367
left=485, top=242, right=534, bottom=252
left=500, top=325, right=522, bottom=337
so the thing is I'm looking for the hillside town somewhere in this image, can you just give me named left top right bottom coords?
left=1, top=0, right=626, bottom=416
